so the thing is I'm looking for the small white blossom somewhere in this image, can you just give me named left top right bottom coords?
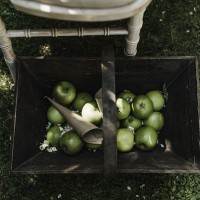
left=44, top=140, right=49, bottom=145
left=136, top=195, right=139, bottom=198
left=189, top=12, right=193, bottom=15
left=127, top=186, right=131, bottom=190
left=61, top=123, right=74, bottom=136
left=159, top=19, right=163, bottom=22
left=51, top=147, right=58, bottom=152
left=39, top=144, right=47, bottom=151
left=59, top=126, right=64, bottom=131
left=194, top=7, right=196, bottom=11
left=127, top=126, right=135, bottom=133
left=58, top=194, right=62, bottom=199
left=140, top=184, right=145, bottom=189
left=39, top=140, right=49, bottom=151
left=46, top=122, right=52, bottom=130
left=162, top=11, right=165, bottom=14
left=46, top=147, right=53, bottom=152
left=160, top=144, right=165, bottom=148
left=46, top=146, right=58, bottom=152
left=39, top=140, right=58, bottom=152
left=186, top=30, right=190, bottom=33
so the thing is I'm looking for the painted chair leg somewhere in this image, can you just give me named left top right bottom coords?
left=0, top=18, right=16, bottom=82
left=125, top=9, right=146, bottom=56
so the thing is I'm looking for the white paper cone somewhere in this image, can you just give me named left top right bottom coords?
left=47, top=97, right=103, bottom=144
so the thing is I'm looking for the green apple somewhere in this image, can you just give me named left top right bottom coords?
left=116, top=120, right=120, bottom=129
left=135, top=126, right=158, bottom=151
left=131, top=95, right=153, bottom=119
left=116, top=98, right=131, bottom=120
left=86, top=142, right=102, bottom=150
left=117, top=90, right=135, bottom=104
left=60, top=131, right=84, bottom=155
left=46, top=126, right=61, bottom=147
left=146, top=90, right=165, bottom=111
left=82, top=102, right=102, bottom=125
left=72, top=92, right=93, bottom=111
left=117, top=128, right=134, bottom=152
left=121, top=114, right=142, bottom=131
left=47, top=106, right=65, bottom=124
left=144, top=112, right=164, bottom=131
left=53, top=81, right=76, bottom=106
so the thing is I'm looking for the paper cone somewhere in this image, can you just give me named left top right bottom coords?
left=46, top=97, right=103, bottom=144
left=95, top=88, right=103, bottom=113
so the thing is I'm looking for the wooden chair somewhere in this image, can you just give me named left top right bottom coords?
left=0, top=0, right=151, bottom=81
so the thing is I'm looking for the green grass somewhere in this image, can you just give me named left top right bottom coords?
left=1, top=0, right=200, bottom=199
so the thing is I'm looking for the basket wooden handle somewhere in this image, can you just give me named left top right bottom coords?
left=101, top=45, right=117, bottom=177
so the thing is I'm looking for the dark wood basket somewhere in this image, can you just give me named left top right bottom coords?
left=12, top=56, right=200, bottom=176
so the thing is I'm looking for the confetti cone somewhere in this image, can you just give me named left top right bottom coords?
left=46, top=97, right=103, bottom=144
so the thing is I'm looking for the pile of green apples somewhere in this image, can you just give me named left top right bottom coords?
left=116, top=90, right=165, bottom=152
left=44, top=81, right=166, bottom=155
left=45, top=81, right=103, bottom=155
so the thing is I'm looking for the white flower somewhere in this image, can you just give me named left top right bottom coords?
left=46, top=146, right=58, bottom=153
left=51, top=147, right=58, bottom=152
left=46, top=122, right=52, bottom=130
left=64, top=124, right=74, bottom=132
left=136, top=195, right=139, bottom=198
left=162, top=11, right=165, bottom=14
left=189, top=12, right=193, bottom=15
left=59, top=126, right=64, bottom=131
left=186, top=30, right=190, bottom=33
left=127, top=186, right=131, bottom=190
left=39, top=140, right=49, bottom=151
left=159, top=19, right=163, bottom=22
left=58, top=194, right=62, bottom=199
left=44, top=140, right=49, bottom=145
left=39, top=144, right=47, bottom=151
left=194, top=7, right=196, bottom=11
left=140, top=184, right=145, bottom=189
left=46, top=147, right=53, bottom=153
left=160, top=144, right=165, bottom=148
left=39, top=140, right=58, bottom=152
left=127, top=126, right=135, bottom=133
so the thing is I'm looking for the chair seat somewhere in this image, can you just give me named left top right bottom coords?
left=10, top=0, right=151, bottom=22
left=35, top=0, right=134, bottom=9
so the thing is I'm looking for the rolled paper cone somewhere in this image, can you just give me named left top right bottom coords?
left=46, top=97, right=103, bottom=144
left=95, top=88, right=103, bottom=113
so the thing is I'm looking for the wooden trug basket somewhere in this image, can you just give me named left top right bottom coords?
left=12, top=56, right=200, bottom=176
